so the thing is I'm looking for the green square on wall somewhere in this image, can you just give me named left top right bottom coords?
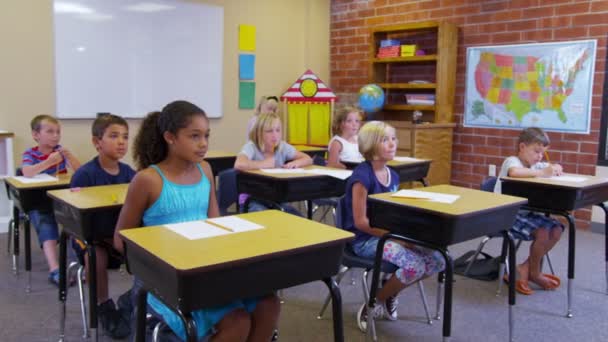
left=239, top=81, right=255, bottom=109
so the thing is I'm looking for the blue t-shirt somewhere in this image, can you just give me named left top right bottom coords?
left=70, top=157, right=136, bottom=187
left=343, top=161, right=399, bottom=243
left=70, top=157, right=136, bottom=237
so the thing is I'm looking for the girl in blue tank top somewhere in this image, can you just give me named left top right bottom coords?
left=113, top=100, right=280, bottom=341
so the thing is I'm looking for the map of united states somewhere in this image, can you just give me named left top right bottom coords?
left=473, top=49, right=589, bottom=123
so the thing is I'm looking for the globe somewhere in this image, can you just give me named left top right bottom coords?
left=358, top=84, right=385, bottom=113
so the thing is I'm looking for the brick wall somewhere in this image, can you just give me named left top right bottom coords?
left=330, top=0, right=608, bottom=228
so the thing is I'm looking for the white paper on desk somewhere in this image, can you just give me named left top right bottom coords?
left=549, top=175, right=587, bottom=182
left=393, top=156, right=423, bottom=162
left=207, top=216, right=264, bottom=233
left=164, top=221, right=230, bottom=240
left=391, top=189, right=460, bottom=204
left=14, top=174, right=58, bottom=183
left=260, top=168, right=306, bottom=174
left=306, top=168, right=353, bottom=180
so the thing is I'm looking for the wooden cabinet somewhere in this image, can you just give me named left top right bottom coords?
left=369, top=21, right=457, bottom=185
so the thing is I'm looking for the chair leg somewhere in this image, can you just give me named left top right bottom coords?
left=545, top=252, right=555, bottom=275
left=7, top=218, right=13, bottom=255
left=278, top=289, right=285, bottom=304
left=317, top=266, right=349, bottom=319
left=434, top=272, right=444, bottom=320
left=77, top=265, right=89, bottom=338
left=416, top=281, right=432, bottom=325
left=152, top=321, right=165, bottom=342
left=362, top=269, right=378, bottom=341
left=464, top=236, right=491, bottom=275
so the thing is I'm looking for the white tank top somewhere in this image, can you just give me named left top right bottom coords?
left=329, top=135, right=363, bottom=162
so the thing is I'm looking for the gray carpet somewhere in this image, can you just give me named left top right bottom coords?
left=0, top=226, right=606, bottom=341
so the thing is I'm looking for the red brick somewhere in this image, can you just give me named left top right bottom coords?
left=509, top=0, right=540, bottom=8
left=522, top=30, right=553, bottom=42
left=481, top=1, right=509, bottom=12
left=430, top=8, right=455, bottom=19
left=453, top=144, right=473, bottom=154
left=492, top=32, right=521, bottom=44
left=591, top=1, right=608, bottom=12
left=541, top=17, right=571, bottom=28
left=376, top=6, right=396, bottom=16
left=419, top=0, right=441, bottom=10
left=460, top=134, right=487, bottom=145
left=559, top=27, right=589, bottom=39
left=508, top=20, right=538, bottom=32
left=519, top=7, right=552, bottom=19
left=577, top=164, right=597, bottom=175
left=577, top=154, right=598, bottom=165
left=493, top=9, right=523, bottom=21
left=455, top=5, right=481, bottom=16
left=573, top=13, right=608, bottom=26
left=556, top=3, right=591, bottom=16
left=453, top=162, right=473, bottom=173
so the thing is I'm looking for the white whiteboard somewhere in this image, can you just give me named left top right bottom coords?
left=53, top=0, right=224, bottom=118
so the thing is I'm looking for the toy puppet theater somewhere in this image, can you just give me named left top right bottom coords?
left=280, top=70, right=337, bottom=146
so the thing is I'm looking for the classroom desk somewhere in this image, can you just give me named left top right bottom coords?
left=120, top=210, right=354, bottom=342
left=237, top=166, right=347, bottom=219
left=342, top=158, right=432, bottom=186
left=500, top=174, right=608, bottom=317
left=367, top=185, right=526, bottom=341
left=205, top=150, right=237, bottom=177
left=294, top=144, right=327, bottom=159
left=3, top=174, right=71, bottom=292
left=48, top=183, right=128, bottom=342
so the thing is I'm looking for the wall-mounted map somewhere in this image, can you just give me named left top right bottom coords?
left=464, top=40, right=596, bottom=134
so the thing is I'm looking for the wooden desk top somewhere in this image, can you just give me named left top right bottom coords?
left=205, top=150, right=237, bottom=159
left=5, top=174, right=71, bottom=189
left=120, top=210, right=354, bottom=271
left=501, top=174, right=608, bottom=189
left=240, top=165, right=346, bottom=179
left=369, top=184, right=526, bottom=217
left=48, top=183, right=127, bottom=210
left=294, top=145, right=327, bottom=152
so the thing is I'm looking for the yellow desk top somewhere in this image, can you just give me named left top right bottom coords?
left=120, top=210, right=354, bottom=271
left=369, top=184, right=527, bottom=216
left=241, top=165, right=345, bottom=179
left=294, top=145, right=327, bottom=152
left=205, top=150, right=237, bottom=159
left=47, top=183, right=128, bottom=210
left=4, top=174, right=72, bottom=189
left=501, top=173, right=608, bottom=189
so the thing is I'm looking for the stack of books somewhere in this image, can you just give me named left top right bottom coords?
left=377, top=39, right=400, bottom=58
left=405, top=94, right=435, bottom=105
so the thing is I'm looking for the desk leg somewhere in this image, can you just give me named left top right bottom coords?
left=58, top=231, right=68, bottom=342
left=135, top=287, right=147, bottom=342
left=564, top=213, right=575, bottom=318
left=504, top=231, right=516, bottom=342
left=322, top=277, right=344, bottom=342
left=24, top=216, right=31, bottom=293
left=438, top=250, right=453, bottom=342
left=307, top=200, right=313, bottom=219
left=597, top=203, right=608, bottom=295
left=12, top=206, right=19, bottom=275
left=86, top=243, right=99, bottom=341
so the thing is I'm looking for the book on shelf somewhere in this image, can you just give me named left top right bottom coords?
left=405, top=94, right=435, bottom=105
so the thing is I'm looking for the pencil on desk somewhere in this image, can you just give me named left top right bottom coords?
left=544, top=151, right=550, bottom=163
left=207, top=221, right=234, bottom=232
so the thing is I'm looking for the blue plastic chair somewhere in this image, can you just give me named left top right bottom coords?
left=216, top=168, right=239, bottom=216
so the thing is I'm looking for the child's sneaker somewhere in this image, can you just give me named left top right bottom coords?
left=356, top=302, right=384, bottom=333
left=383, top=295, right=399, bottom=321
left=48, top=269, right=60, bottom=287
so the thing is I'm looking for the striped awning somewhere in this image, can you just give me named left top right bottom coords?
left=281, top=69, right=337, bottom=103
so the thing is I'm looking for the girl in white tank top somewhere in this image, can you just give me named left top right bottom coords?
left=327, top=106, right=364, bottom=168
